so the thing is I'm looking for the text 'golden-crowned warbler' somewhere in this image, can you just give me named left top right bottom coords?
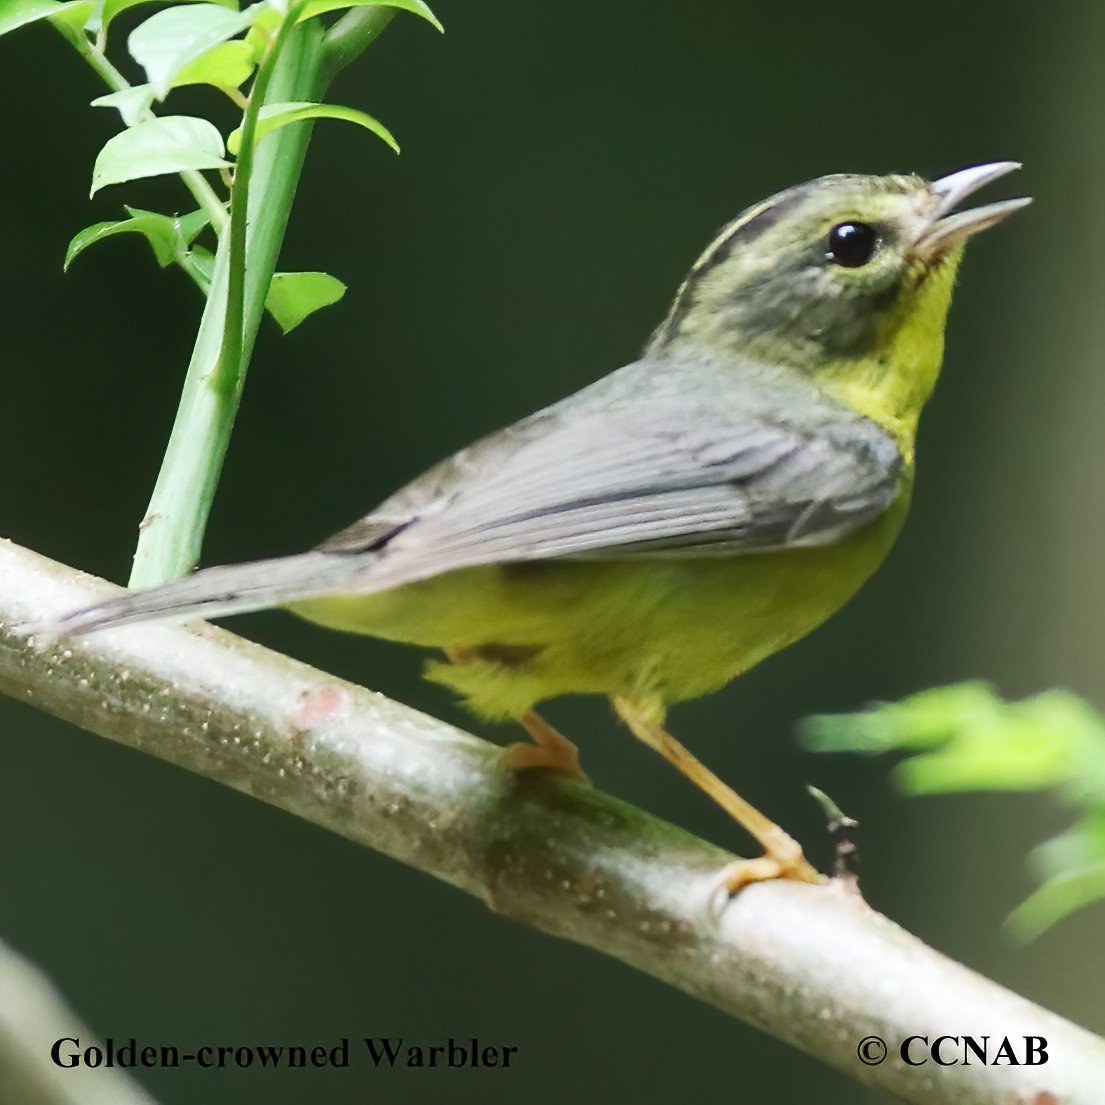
left=51, top=162, right=1029, bottom=890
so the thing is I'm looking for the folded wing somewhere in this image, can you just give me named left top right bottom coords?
left=322, top=365, right=903, bottom=591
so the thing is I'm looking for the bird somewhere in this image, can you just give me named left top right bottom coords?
left=45, top=162, right=1030, bottom=891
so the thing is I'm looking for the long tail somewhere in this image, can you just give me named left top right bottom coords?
left=43, top=550, right=373, bottom=641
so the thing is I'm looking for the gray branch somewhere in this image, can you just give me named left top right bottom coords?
left=0, top=937, right=160, bottom=1105
left=1, top=536, right=1102, bottom=1104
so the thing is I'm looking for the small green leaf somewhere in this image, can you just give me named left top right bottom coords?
left=244, top=0, right=280, bottom=45
left=297, top=0, right=443, bottom=33
left=65, top=207, right=214, bottom=271
left=805, top=682, right=1105, bottom=939
left=172, top=207, right=214, bottom=248
left=227, top=100, right=398, bottom=156
left=265, top=271, right=346, bottom=332
left=66, top=214, right=176, bottom=269
left=180, top=243, right=216, bottom=292
left=128, top=2, right=261, bottom=97
left=895, top=694, right=1086, bottom=795
left=1008, top=866, right=1105, bottom=941
left=102, top=0, right=238, bottom=40
left=124, top=205, right=214, bottom=255
left=91, top=85, right=157, bottom=127
left=45, top=0, right=96, bottom=41
left=92, top=45, right=254, bottom=117
left=801, top=682, right=1002, bottom=755
left=1006, top=810, right=1105, bottom=939
left=91, top=116, right=230, bottom=195
left=806, top=684, right=1105, bottom=795
left=0, top=0, right=89, bottom=36
left=172, top=39, right=255, bottom=89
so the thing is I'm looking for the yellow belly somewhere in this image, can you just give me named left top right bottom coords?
left=288, top=491, right=909, bottom=719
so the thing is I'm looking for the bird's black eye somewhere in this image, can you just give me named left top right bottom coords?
left=826, top=222, right=879, bottom=267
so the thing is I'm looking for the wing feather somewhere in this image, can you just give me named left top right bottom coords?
left=320, top=358, right=903, bottom=594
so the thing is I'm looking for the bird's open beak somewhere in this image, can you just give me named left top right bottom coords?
left=917, top=162, right=1031, bottom=255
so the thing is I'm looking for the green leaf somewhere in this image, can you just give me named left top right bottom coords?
left=179, top=243, right=216, bottom=293
left=65, top=207, right=214, bottom=270
left=243, top=0, right=280, bottom=44
left=803, top=683, right=1105, bottom=795
left=264, top=271, right=346, bottom=332
left=91, top=115, right=230, bottom=195
left=92, top=45, right=254, bottom=121
left=128, top=2, right=261, bottom=97
left=0, top=0, right=89, bottom=36
left=1008, top=866, right=1105, bottom=941
left=122, top=204, right=214, bottom=254
left=172, top=207, right=214, bottom=248
left=1006, top=810, right=1105, bottom=940
left=297, top=0, right=443, bottom=33
left=801, top=682, right=1001, bottom=755
left=804, top=682, right=1105, bottom=939
left=227, top=100, right=398, bottom=156
left=102, top=0, right=238, bottom=40
left=43, top=2, right=96, bottom=52
left=66, top=215, right=176, bottom=269
left=172, top=38, right=255, bottom=89
left=91, top=85, right=157, bottom=127
left=904, top=690, right=1105, bottom=795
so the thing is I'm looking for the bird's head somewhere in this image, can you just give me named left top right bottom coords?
left=649, top=163, right=1030, bottom=444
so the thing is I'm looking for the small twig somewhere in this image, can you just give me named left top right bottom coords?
left=808, top=784, right=860, bottom=882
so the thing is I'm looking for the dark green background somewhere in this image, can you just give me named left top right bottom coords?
left=3, top=1, right=1103, bottom=1101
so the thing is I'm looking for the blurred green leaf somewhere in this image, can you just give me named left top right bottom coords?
left=172, top=38, right=255, bottom=89
left=803, top=682, right=1105, bottom=938
left=243, top=0, right=280, bottom=57
left=91, top=115, right=230, bottom=195
left=0, top=0, right=90, bottom=36
left=91, top=43, right=254, bottom=125
left=102, top=0, right=238, bottom=40
left=226, top=99, right=398, bottom=155
left=298, top=0, right=443, bottom=33
left=264, top=271, right=346, bottom=332
left=45, top=0, right=97, bottom=41
left=1007, top=809, right=1105, bottom=940
left=802, top=681, right=1001, bottom=755
left=128, top=1, right=260, bottom=97
left=91, top=85, right=158, bottom=126
left=802, top=683, right=1105, bottom=794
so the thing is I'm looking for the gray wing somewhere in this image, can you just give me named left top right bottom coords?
left=44, top=356, right=902, bottom=639
left=319, top=359, right=903, bottom=592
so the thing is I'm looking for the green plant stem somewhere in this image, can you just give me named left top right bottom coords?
left=129, top=9, right=394, bottom=586
left=181, top=169, right=229, bottom=237
left=214, top=6, right=300, bottom=407
left=321, top=5, right=396, bottom=80
left=129, top=17, right=319, bottom=586
left=55, top=6, right=404, bottom=584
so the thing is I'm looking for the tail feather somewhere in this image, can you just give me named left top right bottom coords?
left=45, top=551, right=372, bottom=641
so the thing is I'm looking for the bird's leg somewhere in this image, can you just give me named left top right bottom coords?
left=613, top=697, right=824, bottom=891
left=443, top=648, right=588, bottom=781
left=507, top=710, right=589, bottom=781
